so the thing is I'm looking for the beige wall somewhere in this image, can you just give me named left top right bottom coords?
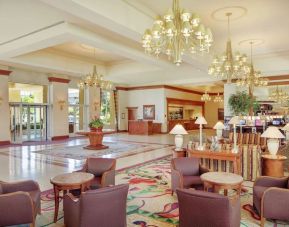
left=205, top=101, right=224, bottom=128
left=0, top=75, right=10, bottom=142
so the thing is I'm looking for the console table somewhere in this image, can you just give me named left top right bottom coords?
left=187, top=149, right=241, bottom=175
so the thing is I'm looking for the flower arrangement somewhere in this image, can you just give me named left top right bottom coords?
left=89, top=117, right=104, bottom=131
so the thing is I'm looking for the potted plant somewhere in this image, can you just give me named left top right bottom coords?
left=228, top=91, right=258, bottom=116
left=89, top=117, right=104, bottom=132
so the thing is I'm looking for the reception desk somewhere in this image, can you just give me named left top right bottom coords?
left=168, top=119, right=198, bottom=132
left=128, top=120, right=162, bottom=135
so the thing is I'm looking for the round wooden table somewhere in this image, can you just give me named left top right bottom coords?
left=261, top=154, right=287, bottom=177
left=50, top=172, right=94, bottom=222
left=200, top=172, right=243, bottom=197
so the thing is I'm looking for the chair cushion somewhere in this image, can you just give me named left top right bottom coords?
left=28, top=190, right=41, bottom=211
left=253, top=185, right=268, bottom=215
left=173, top=158, right=200, bottom=176
left=254, top=185, right=267, bottom=199
left=183, top=176, right=203, bottom=189
left=0, top=184, right=3, bottom=195
left=90, top=177, right=102, bottom=189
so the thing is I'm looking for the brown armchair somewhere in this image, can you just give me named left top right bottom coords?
left=0, top=180, right=41, bottom=227
left=177, top=189, right=240, bottom=227
left=64, top=184, right=129, bottom=227
left=76, top=158, right=116, bottom=189
left=171, top=157, right=209, bottom=195
left=253, top=176, right=289, bottom=226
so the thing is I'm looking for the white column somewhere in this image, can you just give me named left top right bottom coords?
left=0, top=69, right=12, bottom=144
left=48, top=77, right=69, bottom=140
left=88, top=87, right=100, bottom=120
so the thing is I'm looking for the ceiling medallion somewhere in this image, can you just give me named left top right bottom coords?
left=236, top=41, right=268, bottom=91
left=208, top=12, right=249, bottom=83
left=142, top=0, right=213, bottom=66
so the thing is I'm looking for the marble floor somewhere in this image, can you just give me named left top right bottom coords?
left=0, top=130, right=215, bottom=191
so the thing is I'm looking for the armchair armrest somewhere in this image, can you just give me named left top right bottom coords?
left=171, top=169, right=183, bottom=192
left=64, top=193, right=80, bottom=227
left=254, top=176, right=288, bottom=188
left=199, top=165, right=210, bottom=175
left=262, top=187, right=289, bottom=220
left=1, top=180, right=40, bottom=193
left=101, top=170, right=115, bottom=187
left=0, top=192, right=34, bottom=226
left=74, top=161, right=88, bottom=173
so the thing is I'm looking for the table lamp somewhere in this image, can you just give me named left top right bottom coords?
left=195, top=116, right=207, bottom=150
left=228, top=116, right=239, bottom=153
left=213, top=121, right=225, bottom=139
left=282, top=123, right=289, bottom=140
left=169, top=124, right=188, bottom=151
left=261, top=126, right=285, bottom=156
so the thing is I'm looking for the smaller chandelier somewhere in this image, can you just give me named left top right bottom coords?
left=142, top=0, right=213, bottom=66
left=213, top=93, right=223, bottom=103
left=269, top=86, right=289, bottom=104
left=236, top=42, right=268, bottom=90
left=201, top=91, right=211, bottom=102
left=208, top=13, right=249, bottom=83
left=78, top=65, right=113, bottom=90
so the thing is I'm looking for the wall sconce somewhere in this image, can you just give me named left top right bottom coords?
left=93, top=101, right=99, bottom=111
left=0, top=97, right=2, bottom=106
left=58, top=100, right=66, bottom=110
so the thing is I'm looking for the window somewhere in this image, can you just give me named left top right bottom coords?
left=68, top=89, right=80, bottom=133
left=100, top=90, right=111, bottom=124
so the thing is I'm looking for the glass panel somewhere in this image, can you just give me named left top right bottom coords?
left=100, top=90, right=111, bottom=124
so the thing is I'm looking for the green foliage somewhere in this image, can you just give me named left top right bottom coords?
left=89, top=117, right=104, bottom=128
left=228, top=91, right=256, bottom=115
left=100, top=91, right=111, bottom=124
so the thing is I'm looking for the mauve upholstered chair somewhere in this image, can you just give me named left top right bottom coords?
left=253, top=176, right=289, bottom=227
left=177, top=189, right=241, bottom=227
left=76, top=158, right=116, bottom=189
left=0, top=180, right=41, bottom=227
left=64, top=184, right=129, bottom=227
left=171, top=157, right=209, bottom=195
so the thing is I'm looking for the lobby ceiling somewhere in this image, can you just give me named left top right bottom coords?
left=0, top=0, right=289, bottom=87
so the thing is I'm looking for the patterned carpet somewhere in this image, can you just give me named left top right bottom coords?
left=35, top=156, right=289, bottom=227
left=33, top=141, right=170, bottom=160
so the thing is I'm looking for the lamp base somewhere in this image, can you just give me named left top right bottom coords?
left=197, top=144, right=205, bottom=151
left=174, top=134, right=184, bottom=151
left=267, top=138, right=279, bottom=156
left=231, top=147, right=238, bottom=153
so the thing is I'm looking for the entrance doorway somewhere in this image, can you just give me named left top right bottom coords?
left=10, top=103, right=48, bottom=143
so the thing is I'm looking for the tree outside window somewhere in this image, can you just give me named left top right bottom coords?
left=100, top=90, right=111, bottom=124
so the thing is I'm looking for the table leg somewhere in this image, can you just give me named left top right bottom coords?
left=224, top=189, right=228, bottom=196
left=53, top=185, right=60, bottom=223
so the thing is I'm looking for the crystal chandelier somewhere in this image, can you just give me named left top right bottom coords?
left=201, top=91, right=211, bottom=102
left=236, top=42, right=268, bottom=90
left=78, top=65, right=113, bottom=90
left=213, top=93, right=223, bottom=103
left=142, top=0, right=213, bottom=66
left=208, top=13, right=249, bottom=83
left=269, top=86, right=289, bottom=104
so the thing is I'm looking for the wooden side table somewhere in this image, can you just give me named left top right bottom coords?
left=261, top=154, right=287, bottom=177
left=50, top=172, right=94, bottom=222
left=173, top=148, right=186, bottom=158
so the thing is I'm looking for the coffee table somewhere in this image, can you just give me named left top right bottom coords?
left=200, top=172, right=243, bottom=197
left=50, top=172, right=94, bottom=222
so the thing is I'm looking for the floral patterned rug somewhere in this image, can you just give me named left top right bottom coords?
left=34, top=156, right=288, bottom=227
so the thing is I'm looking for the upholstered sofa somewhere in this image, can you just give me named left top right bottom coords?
left=0, top=180, right=41, bottom=227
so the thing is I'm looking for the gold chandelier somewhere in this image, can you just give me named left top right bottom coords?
left=213, top=93, right=223, bottom=103
left=208, top=13, right=249, bottom=83
left=268, top=86, right=289, bottom=104
left=142, top=0, right=213, bottom=66
left=78, top=65, right=113, bottom=90
left=201, top=91, right=211, bottom=102
left=236, top=42, right=268, bottom=90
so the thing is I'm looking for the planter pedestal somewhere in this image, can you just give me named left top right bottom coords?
left=76, top=131, right=108, bottom=150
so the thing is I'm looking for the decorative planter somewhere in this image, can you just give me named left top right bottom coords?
left=90, top=127, right=103, bottom=132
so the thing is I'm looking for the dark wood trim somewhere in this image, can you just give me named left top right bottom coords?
left=0, top=140, right=11, bottom=146
left=48, top=77, right=70, bottom=83
left=0, top=69, right=12, bottom=76
left=167, top=97, right=205, bottom=106
left=126, top=107, right=138, bottom=109
left=268, top=81, right=289, bottom=86
left=51, top=135, right=69, bottom=141
left=117, top=130, right=128, bottom=133
left=265, top=75, right=289, bottom=81
left=116, top=85, right=222, bottom=95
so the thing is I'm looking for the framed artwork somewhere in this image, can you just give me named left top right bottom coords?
left=143, top=105, right=155, bottom=120
left=218, top=108, right=224, bottom=120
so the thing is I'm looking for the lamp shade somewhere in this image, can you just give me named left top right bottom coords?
left=169, top=124, right=188, bottom=135
left=195, top=116, right=207, bottom=125
left=228, top=116, right=240, bottom=125
left=213, top=121, right=225, bottom=129
left=282, top=123, right=289, bottom=131
left=261, top=126, right=285, bottom=139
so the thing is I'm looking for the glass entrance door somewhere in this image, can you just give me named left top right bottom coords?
left=10, top=103, right=48, bottom=143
